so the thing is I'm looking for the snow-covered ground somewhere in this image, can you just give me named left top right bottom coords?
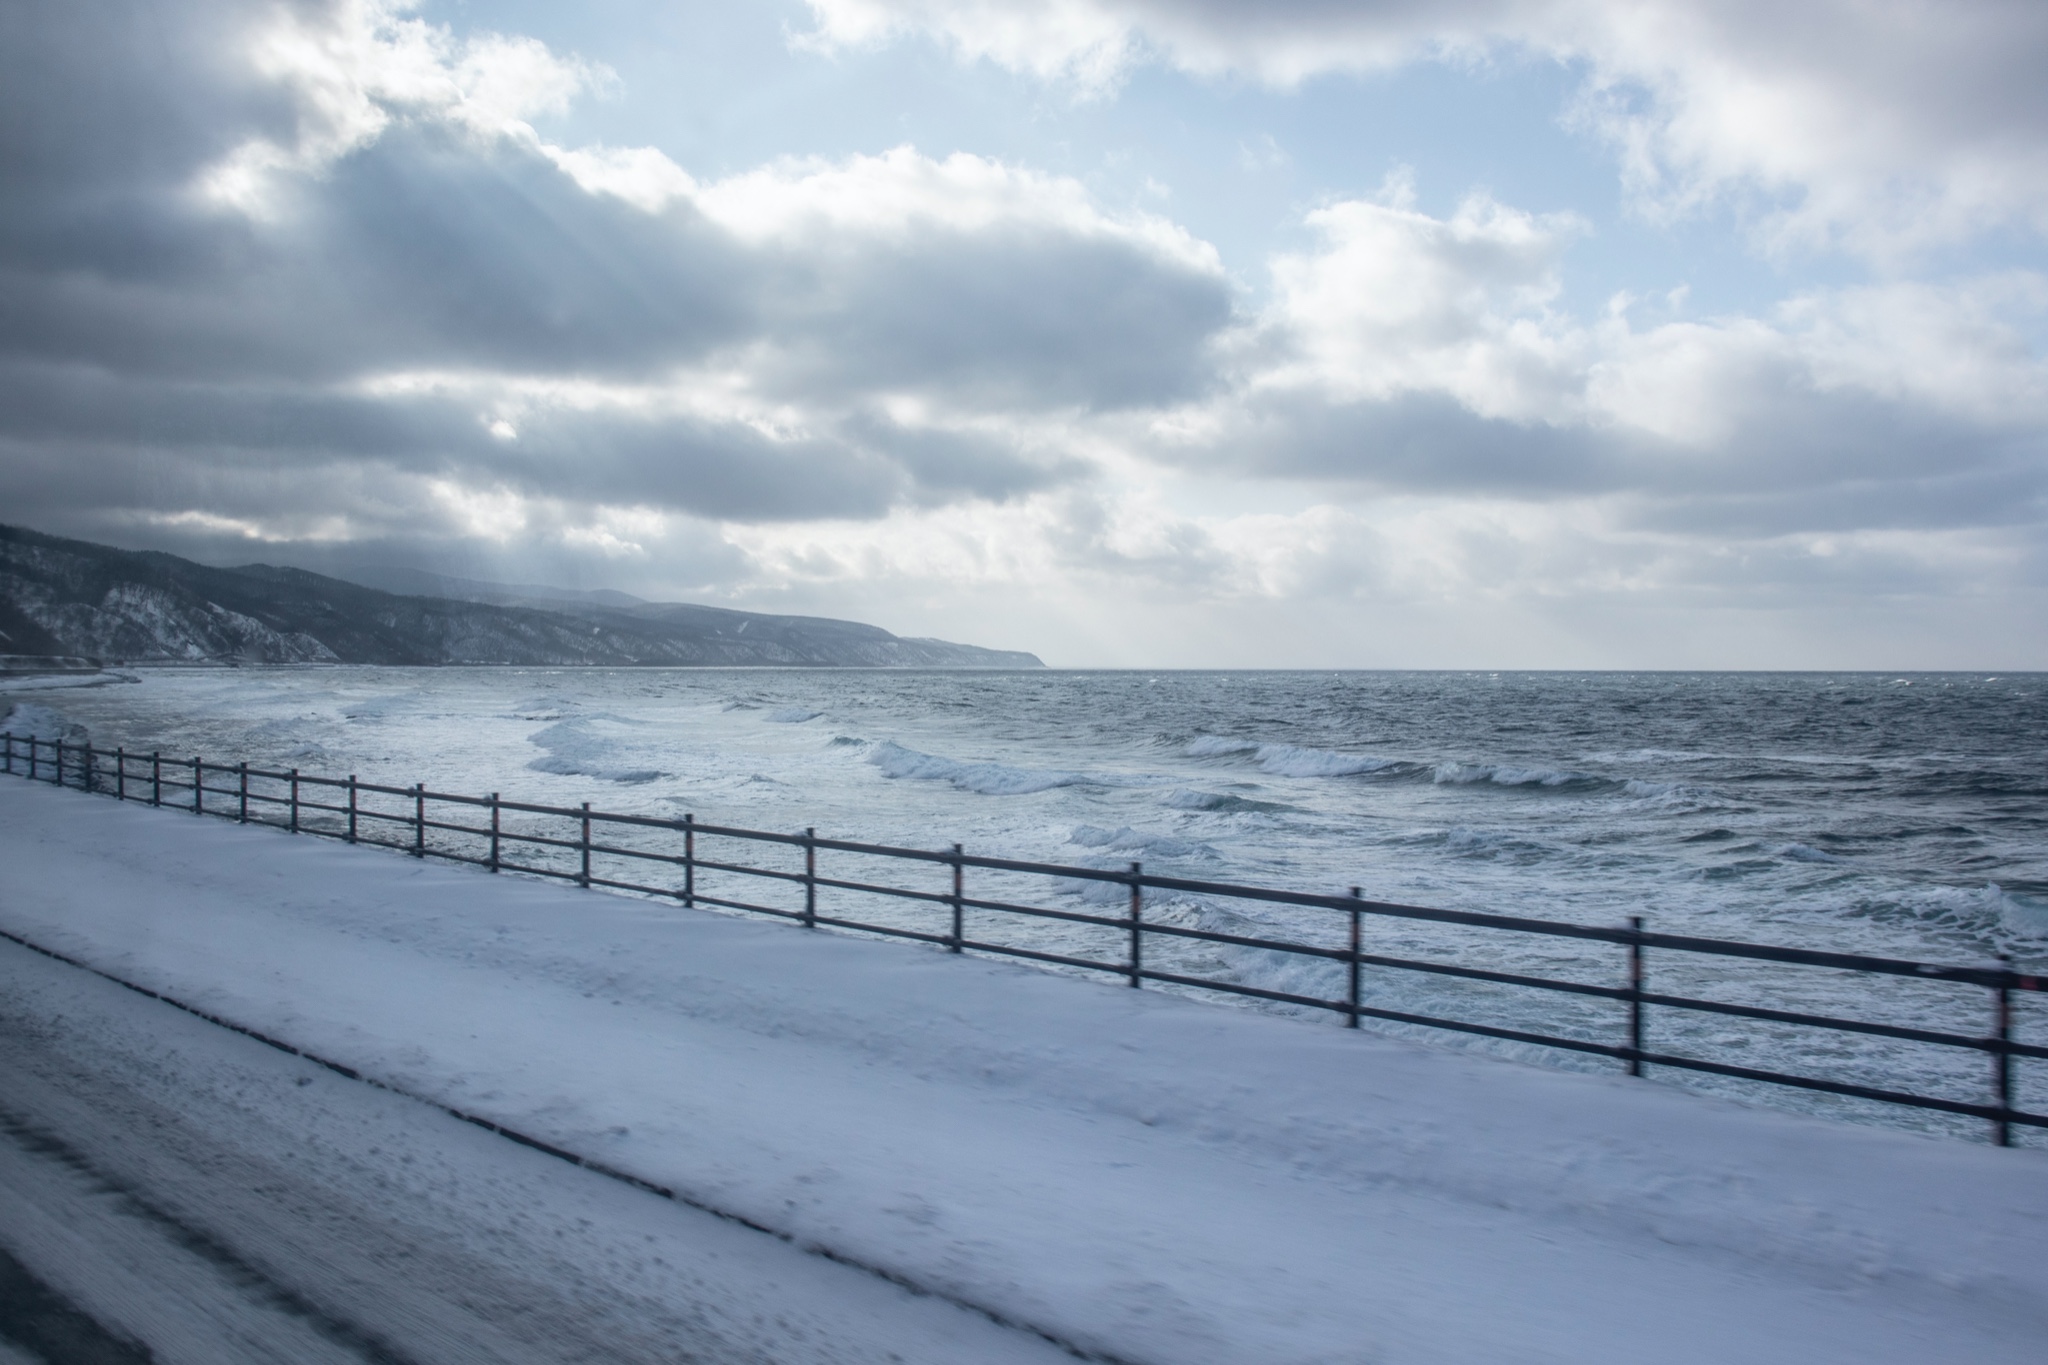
left=2, top=777, right=2045, bottom=1364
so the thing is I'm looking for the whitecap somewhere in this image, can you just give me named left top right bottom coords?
left=1187, top=735, right=1401, bottom=779
left=525, top=717, right=667, bottom=784
left=868, top=740, right=1088, bottom=796
left=1068, top=825, right=1215, bottom=860
left=1773, top=842, right=1849, bottom=864
left=1432, top=762, right=1604, bottom=789
left=0, top=702, right=87, bottom=744
left=1252, top=744, right=1403, bottom=779
left=1161, top=787, right=1293, bottom=814
left=1185, top=736, right=1260, bottom=758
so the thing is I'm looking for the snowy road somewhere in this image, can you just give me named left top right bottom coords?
left=0, top=936, right=1077, bottom=1365
left=2, top=777, right=2046, bottom=1363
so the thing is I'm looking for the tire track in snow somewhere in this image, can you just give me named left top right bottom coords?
left=0, top=926, right=1135, bottom=1365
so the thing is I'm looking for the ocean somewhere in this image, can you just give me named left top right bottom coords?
left=9, top=667, right=2046, bottom=1136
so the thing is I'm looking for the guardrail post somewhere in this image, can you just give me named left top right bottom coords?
left=151, top=751, right=161, bottom=806
left=682, top=814, right=695, bottom=906
left=115, top=747, right=125, bottom=800
left=1627, top=914, right=1646, bottom=1077
left=2, top=732, right=11, bottom=775
left=413, top=784, right=425, bottom=856
left=1994, top=954, right=2014, bottom=1147
left=802, top=827, right=817, bottom=927
left=238, top=761, right=249, bottom=823
left=949, top=843, right=965, bottom=953
left=347, top=776, right=357, bottom=843
left=54, top=738, right=64, bottom=787
left=488, top=794, right=500, bottom=872
left=84, top=743, right=96, bottom=793
left=1348, top=887, right=1364, bottom=1028
left=1128, top=862, right=1143, bottom=988
left=192, top=756, right=202, bottom=814
left=289, top=769, right=300, bottom=832
left=27, top=736, right=37, bottom=782
left=579, top=802, right=592, bottom=887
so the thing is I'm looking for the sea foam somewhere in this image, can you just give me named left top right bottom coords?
left=526, top=717, right=666, bottom=784
left=1186, top=736, right=1403, bottom=779
left=868, top=740, right=1090, bottom=796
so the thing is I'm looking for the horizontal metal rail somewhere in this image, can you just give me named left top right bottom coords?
left=4, top=731, right=2041, bottom=1145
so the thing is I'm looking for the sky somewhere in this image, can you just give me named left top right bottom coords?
left=3, top=0, right=2046, bottom=667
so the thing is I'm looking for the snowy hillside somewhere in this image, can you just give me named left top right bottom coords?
left=0, top=524, right=1043, bottom=667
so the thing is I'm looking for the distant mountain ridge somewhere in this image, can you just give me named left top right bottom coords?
left=0, top=525, right=1043, bottom=668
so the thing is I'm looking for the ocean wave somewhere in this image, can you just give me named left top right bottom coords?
left=1845, top=882, right=2048, bottom=945
left=1431, top=762, right=1608, bottom=790
left=868, top=740, right=1092, bottom=796
left=1185, top=736, right=1260, bottom=758
left=1257, top=744, right=1406, bottom=778
left=1443, top=827, right=1517, bottom=858
left=766, top=707, right=822, bottom=724
left=0, top=702, right=87, bottom=745
left=1772, top=842, right=1849, bottom=864
left=1068, top=825, right=1217, bottom=860
left=1395, top=825, right=1559, bottom=864
left=0, top=670, right=136, bottom=693
left=1161, top=787, right=1294, bottom=814
left=1620, top=778, right=1740, bottom=814
left=525, top=718, right=666, bottom=785
left=1186, top=736, right=1403, bottom=779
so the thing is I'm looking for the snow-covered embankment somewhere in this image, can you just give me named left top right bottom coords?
left=1, top=779, right=2044, bottom=1364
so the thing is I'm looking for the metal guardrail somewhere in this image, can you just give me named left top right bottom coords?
left=5, top=730, right=2043, bottom=1144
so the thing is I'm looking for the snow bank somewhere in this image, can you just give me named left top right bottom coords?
left=1, top=780, right=2044, bottom=1365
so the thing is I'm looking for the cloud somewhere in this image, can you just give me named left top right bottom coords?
left=801, top=0, right=2048, bottom=259
left=1114, top=182, right=2048, bottom=541
left=2, top=0, right=2043, bottom=664
left=0, top=0, right=1233, bottom=548
left=1251, top=180, right=1589, bottom=421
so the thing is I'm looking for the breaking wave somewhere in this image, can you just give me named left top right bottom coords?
left=1185, top=736, right=1259, bottom=758
left=1186, top=736, right=1405, bottom=779
left=0, top=702, right=87, bottom=746
left=525, top=718, right=666, bottom=784
left=1430, top=762, right=1610, bottom=791
left=869, top=740, right=1101, bottom=796
left=1068, top=825, right=1219, bottom=861
left=1842, top=882, right=2048, bottom=946
left=1773, top=841, right=1849, bottom=865
left=1161, top=787, right=1294, bottom=814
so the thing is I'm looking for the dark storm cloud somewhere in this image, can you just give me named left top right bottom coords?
left=1213, top=392, right=1633, bottom=496
left=0, top=0, right=1235, bottom=544
left=300, top=128, right=760, bottom=379
left=0, top=360, right=902, bottom=522
left=0, top=118, right=760, bottom=385
left=749, top=225, right=1232, bottom=411
left=1196, top=365, right=2048, bottom=544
